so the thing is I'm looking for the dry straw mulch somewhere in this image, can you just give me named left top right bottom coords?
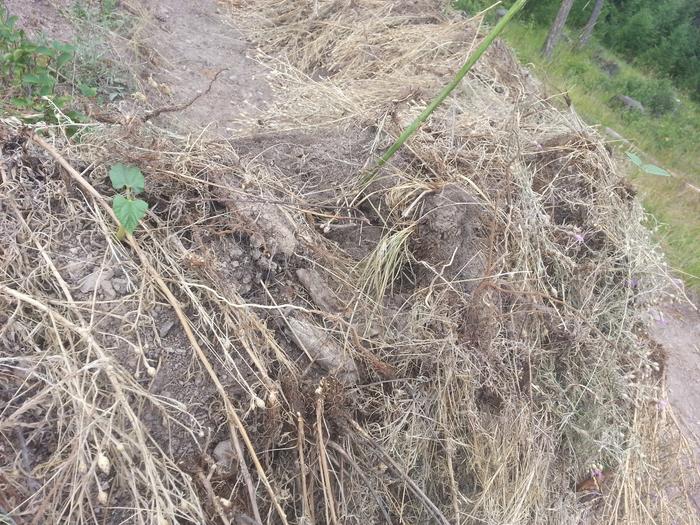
left=1, top=1, right=697, bottom=523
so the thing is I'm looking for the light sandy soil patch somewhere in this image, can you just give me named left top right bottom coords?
left=135, top=0, right=271, bottom=137
left=649, top=299, right=700, bottom=513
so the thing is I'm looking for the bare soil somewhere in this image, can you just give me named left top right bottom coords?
left=136, top=0, right=271, bottom=137
left=2, top=0, right=76, bottom=41
left=648, top=298, right=700, bottom=513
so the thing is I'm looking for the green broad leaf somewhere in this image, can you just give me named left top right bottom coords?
left=55, top=51, right=73, bottom=68
left=78, top=83, right=97, bottom=97
left=10, top=97, right=33, bottom=108
left=109, top=163, right=145, bottom=193
left=22, top=72, right=55, bottom=88
left=52, top=95, right=72, bottom=107
left=52, top=42, right=75, bottom=54
left=625, top=151, right=643, bottom=167
left=19, top=42, right=37, bottom=54
left=112, top=195, right=148, bottom=234
left=11, top=48, right=27, bottom=61
left=65, top=109, right=87, bottom=122
left=35, top=45, right=54, bottom=57
left=641, top=163, right=671, bottom=177
left=20, top=74, right=41, bottom=85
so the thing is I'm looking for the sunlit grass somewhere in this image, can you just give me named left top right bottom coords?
left=499, top=21, right=700, bottom=289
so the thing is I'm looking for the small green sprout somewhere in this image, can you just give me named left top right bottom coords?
left=109, top=163, right=148, bottom=239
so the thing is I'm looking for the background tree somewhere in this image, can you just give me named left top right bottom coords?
left=542, top=0, right=575, bottom=59
left=578, top=0, right=604, bottom=48
left=456, top=0, right=700, bottom=99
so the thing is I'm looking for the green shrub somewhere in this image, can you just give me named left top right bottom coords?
left=565, top=60, right=588, bottom=77
left=614, top=76, right=677, bottom=116
left=644, top=79, right=678, bottom=116
left=0, top=6, right=84, bottom=124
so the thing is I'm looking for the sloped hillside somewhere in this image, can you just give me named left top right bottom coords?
left=0, top=1, right=696, bottom=523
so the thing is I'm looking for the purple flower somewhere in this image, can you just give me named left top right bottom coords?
left=629, top=278, right=639, bottom=288
left=573, top=233, right=584, bottom=244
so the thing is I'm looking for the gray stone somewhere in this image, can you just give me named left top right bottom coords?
left=213, top=439, right=235, bottom=466
left=614, top=95, right=645, bottom=113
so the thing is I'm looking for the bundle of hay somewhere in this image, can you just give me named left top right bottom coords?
left=0, top=1, right=696, bottom=524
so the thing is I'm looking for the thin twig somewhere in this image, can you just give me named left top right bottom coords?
left=348, top=419, right=451, bottom=525
left=315, top=386, right=338, bottom=525
left=143, top=68, right=228, bottom=122
left=444, top=440, right=460, bottom=525
left=297, top=412, right=314, bottom=524
left=196, top=469, right=232, bottom=525
left=326, top=441, right=392, bottom=523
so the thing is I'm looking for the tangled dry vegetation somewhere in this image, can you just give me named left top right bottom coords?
left=0, top=1, right=697, bottom=524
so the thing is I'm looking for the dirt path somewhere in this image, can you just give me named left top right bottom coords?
left=137, top=0, right=270, bottom=137
left=652, top=302, right=700, bottom=437
left=649, top=300, right=700, bottom=512
left=5, top=0, right=268, bottom=137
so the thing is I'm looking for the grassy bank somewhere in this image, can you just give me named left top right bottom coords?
left=495, top=19, right=700, bottom=289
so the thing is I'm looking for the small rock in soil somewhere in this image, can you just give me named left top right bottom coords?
left=286, top=317, right=359, bottom=384
left=159, top=320, right=176, bottom=338
left=296, top=268, right=342, bottom=313
left=213, top=439, right=235, bottom=466
left=79, top=268, right=115, bottom=298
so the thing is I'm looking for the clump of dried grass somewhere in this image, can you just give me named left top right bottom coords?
left=1, top=0, right=698, bottom=524
left=0, top=139, right=207, bottom=524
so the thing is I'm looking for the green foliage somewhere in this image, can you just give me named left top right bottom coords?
left=611, top=8, right=657, bottom=57
left=625, top=151, right=671, bottom=177
left=602, top=1, right=700, bottom=100
left=78, top=83, right=97, bottom=97
left=65, top=1, right=132, bottom=104
left=71, top=0, right=123, bottom=29
left=613, top=77, right=677, bottom=116
left=0, top=6, right=86, bottom=124
left=109, top=164, right=149, bottom=237
left=455, top=0, right=700, bottom=101
left=109, top=163, right=146, bottom=194
left=112, top=195, right=148, bottom=235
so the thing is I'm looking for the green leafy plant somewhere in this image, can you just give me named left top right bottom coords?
left=109, top=164, right=149, bottom=239
left=614, top=76, right=677, bottom=116
left=626, top=151, right=671, bottom=177
left=0, top=7, right=95, bottom=130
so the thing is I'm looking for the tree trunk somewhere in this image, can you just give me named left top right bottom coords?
left=541, top=0, right=576, bottom=59
left=578, top=0, right=605, bottom=48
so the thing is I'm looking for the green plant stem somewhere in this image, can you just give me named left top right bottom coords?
left=360, top=0, right=527, bottom=188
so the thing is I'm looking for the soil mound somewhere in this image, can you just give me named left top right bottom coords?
left=0, top=1, right=697, bottom=524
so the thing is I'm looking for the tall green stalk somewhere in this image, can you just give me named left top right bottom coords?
left=360, top=0, right=528, bottom=188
